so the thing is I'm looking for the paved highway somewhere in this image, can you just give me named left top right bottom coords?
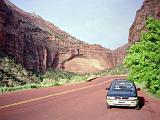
left=0, top=76, right=160, bottom=120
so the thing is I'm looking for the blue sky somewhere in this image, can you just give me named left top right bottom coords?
left=10, top=0, right=143, bottom=50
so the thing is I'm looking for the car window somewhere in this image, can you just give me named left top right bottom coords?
left=110, top=82, right=135, bottom=91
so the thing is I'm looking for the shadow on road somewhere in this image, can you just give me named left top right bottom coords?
left=87, top=77, right=98, bottom=82
left=139, top=96, right=148, bottom=109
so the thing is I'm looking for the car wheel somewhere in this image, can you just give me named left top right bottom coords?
left=135, top=104, right=140, bottom=110
left=107, top=104, right=111, bottom=109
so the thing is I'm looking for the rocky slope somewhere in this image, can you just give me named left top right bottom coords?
left=0, top=0, right=124, bottom=73
left=128, top=0, right=160, bottom=44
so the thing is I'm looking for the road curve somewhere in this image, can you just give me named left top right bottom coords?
left=0, top=76, right=160, bottom=120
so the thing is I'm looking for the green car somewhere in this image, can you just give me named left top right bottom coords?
left=105, top=79, right=140, bottom=110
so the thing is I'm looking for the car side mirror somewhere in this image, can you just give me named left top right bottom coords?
left=105, top=87, right=109, bottom=90
left=136, top=88, right=141, bottom=91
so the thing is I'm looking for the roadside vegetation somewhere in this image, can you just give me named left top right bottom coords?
left=94, top=65, right=128, bottom=77
left=125, top=17, right=160, bottom=97
left=0, top=51, right=127, bottom=93
left=0, top=51, right=40, bottom=93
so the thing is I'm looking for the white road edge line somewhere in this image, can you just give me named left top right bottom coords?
left=0, top=79, right=112, bottom=109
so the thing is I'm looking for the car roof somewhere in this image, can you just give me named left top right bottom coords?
left=112, top=79, right=133, bottom=83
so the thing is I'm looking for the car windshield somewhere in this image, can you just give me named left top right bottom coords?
left=110, top=82, right=135, bottom=91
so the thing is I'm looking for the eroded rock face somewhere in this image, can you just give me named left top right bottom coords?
left=0, top=0, right=124, bottom=73
left=113, top=44, right=129, bottom=66
left=0, top=0, right=60, bottom=71
left=128, top=0, right=160, bottom=44
left=64, top=44, right=115, bottom=73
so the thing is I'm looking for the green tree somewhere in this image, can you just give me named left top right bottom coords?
left=125, top=17, right=160, bottom=95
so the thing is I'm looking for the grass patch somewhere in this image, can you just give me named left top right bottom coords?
left=0, top=69, right=98, bottom=93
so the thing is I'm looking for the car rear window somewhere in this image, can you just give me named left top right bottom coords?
left=110, top=82, right=135, bottom=91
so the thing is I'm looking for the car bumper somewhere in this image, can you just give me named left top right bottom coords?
left=106, top=99, right=139, bottom=107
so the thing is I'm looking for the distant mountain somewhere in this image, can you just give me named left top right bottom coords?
left=113, top=43, right=129, bottom=65
left=0, top=0, right=125, bottom=73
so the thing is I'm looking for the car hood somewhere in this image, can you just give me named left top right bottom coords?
left=107, top=90, right=137, bottom=97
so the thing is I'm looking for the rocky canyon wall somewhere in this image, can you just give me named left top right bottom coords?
left=0, top=0, right=123, bottom=73
left=128, top=0, right=160, bottom=44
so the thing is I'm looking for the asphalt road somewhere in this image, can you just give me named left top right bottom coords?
left=0, top=76, right=160, bottom=120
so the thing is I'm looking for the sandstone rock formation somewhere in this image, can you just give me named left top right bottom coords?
left=113, top=44, right=129, bottom=65
left=128, top=0, right=160, bottom=44
left=0, top=0, right=124, bottom=73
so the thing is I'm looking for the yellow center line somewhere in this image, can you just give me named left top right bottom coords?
left=0, top=79, right=112, bottom=109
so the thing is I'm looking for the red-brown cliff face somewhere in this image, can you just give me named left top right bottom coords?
left=113, top=44, right=129, bottom=65
left=0, top=0, right=122, bottom=73
left=128, top=0, right=160, bottom=44
left=64, top=44, right=115, bottom=73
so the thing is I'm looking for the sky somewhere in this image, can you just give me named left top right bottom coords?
left=10, top=0, right=143, bottom=50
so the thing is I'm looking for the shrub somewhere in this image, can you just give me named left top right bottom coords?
left=125, top=17, right=160, bottom=96
left=0, top=51, right=40, bottom=88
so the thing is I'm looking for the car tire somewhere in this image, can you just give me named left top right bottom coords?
left=135, top=104, right=140, bottom=110
left=107, top=104, right=111, bottom=109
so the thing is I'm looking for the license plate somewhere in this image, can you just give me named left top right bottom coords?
left=118, top=102, right=125, bottom=103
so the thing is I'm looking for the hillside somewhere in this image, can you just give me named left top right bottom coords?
left=0, top=0, right=126, bottom=73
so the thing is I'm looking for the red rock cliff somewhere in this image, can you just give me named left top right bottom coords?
left=113, top=44, right=129, bottom=65
left=128, top=0, right=160, bottom=44
left=0, top=0, right=122, bottom=73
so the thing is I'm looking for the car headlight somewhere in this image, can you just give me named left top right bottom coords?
left=107, top=96, right=115, bottom=100
left=128, top=97, right=138, bottom=100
